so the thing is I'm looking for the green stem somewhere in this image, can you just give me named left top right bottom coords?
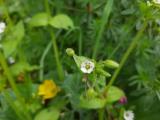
left=0, top=51, right=32, bottom=120
left=39, top=31, right=61, bottom=81
left=92, top=0, right=113, bottom=59
left=98, top=108, right=105, bottom=120
left=105, top=22, right=147, bottom=91
left=43, top=0, right=64, bottom=81
left=39, top=41, right=52, bottom=81
left=78, top=28, right=82, bottom=55
left=119, top=107, right=125, bottom=120
left=44, top=0, right=51, bottom=15
left=51, top=32, right=64, bottom=81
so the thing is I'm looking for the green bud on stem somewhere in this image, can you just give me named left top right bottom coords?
left=66, top=48, right=75, bottom=57
left=96, top=68, right=111, bottom=77
left=104, top=59, right=119, bottom=69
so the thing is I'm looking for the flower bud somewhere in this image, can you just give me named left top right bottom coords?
left=86, top=88, right=97, bottom=98
left=119, top=96, right=127, bottom=104
left=96, top=68, right=111, bottom=77
left=104, top=59, right=119, bottom=69
left=66, top=48, right=75, bottom=57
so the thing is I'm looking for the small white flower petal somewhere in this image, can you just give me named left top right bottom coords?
left=124, top=110, right=134, bottom=120
left=86, top=69, right=93, bottom=74
left=81, top=67, right=88, bottom=73
left=0, top=22, right=6, bottom=33
left=8, top=57, right=15, bottom=64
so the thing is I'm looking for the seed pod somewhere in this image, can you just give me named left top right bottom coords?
left=104, top=59, right=119, bottom=69
left=96, top=68, right=111, bottom=77
left=66, top=48, right=75, bottom=57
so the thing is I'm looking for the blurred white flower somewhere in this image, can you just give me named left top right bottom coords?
left=80, top=60, right=95, bottom=74
left=8, top=57, right=15, bottom=64
left=0, top=22, right=6, bottom=33
left=124, top=110, right=134, bottom=120
left=147, top=1, right=152, bottom=6
left=153, top=0, right=160, bottom=4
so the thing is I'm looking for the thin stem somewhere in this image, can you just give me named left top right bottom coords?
left=51, top=32, right=64, bottom=81
left=43, top=0, right=64, bottom=81
left=0, top=51, right=32, bottom=120
left=44, top=0, right=51, bottom=15
left=92, top=0, right=113, bottom=59
left=39, top=42, right=52, bottom=81
left=78, top=28, right=82, bottom=55
left=105, top=22, right=147, bottom=91
left=39, top=31, right=61, bottom=81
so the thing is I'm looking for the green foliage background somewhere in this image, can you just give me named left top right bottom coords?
left=0, top=0, right=160, bottom=120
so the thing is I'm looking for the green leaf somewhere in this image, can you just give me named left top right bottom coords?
left=73, top=55, right=90, bottom=68
left=121, top=7, right=135, bottom=15
left=34, top=108, right=60, bottom=120
left=2, top=21, right=24, bottom=57
left=10, top=62, right=39, bottom=76
left=79, top=97, right=106, bottom=109
left=106, top=86, right=125, bottom=103
left=29, top=12, right=49, bottom=27
left=49, top=14, right=74, bottom=30
left=63, top=74, right=83, bottom=109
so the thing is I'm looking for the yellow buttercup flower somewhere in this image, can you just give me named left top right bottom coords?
left=38, top=80, right=60, bottom=100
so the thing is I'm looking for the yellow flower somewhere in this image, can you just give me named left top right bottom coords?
left=38, top=80, right=60, bottom=100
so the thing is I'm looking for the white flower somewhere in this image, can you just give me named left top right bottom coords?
left=124, top=110, right=134, bottom=120
left=153, top=0, right=160, bottom=4
left=80, top=60, right=95, bottom=74
left=0, top=22, right=6, bottom=34
left=8, top=57, right=15, bottom=64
